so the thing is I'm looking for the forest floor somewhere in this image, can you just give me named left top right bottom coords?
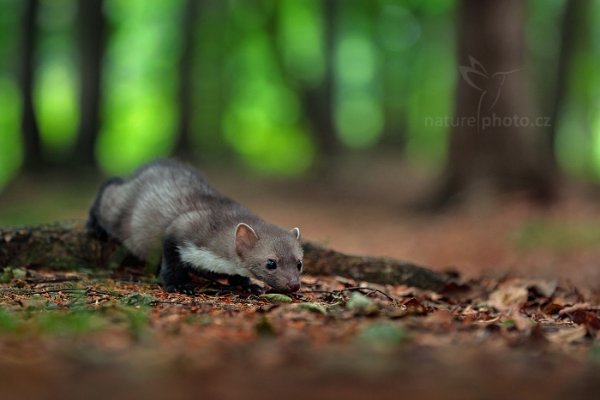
left=1, top=162, right=600, bottom=399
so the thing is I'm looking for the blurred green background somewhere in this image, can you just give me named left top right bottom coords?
left=0, top=0, right=599, bottom=206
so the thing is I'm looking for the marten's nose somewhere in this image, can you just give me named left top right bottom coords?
left=287, top=281, right=300, bottom=292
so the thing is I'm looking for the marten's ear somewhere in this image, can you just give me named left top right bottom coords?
left=291, top=227, right=300, bottom=240
left=235, top=223, right=259, bottom=254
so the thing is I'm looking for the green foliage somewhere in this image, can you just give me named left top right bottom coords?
left=120, top=293, right=158, bottom=307
left=36, top=61, right=79, bottom=156
left=0, top=307, right=106, bottom=336
left=514, top=220, right=600, bottom=250
left=551, top=0, right=600, bottom=180
left=591, top=346, right=600, bottom=365
left=35, top=309, right=106, bottom=335
left=404, top=14, right=455, bottom=168
left=357, top=322, right=409, bottom=347
left=0, top=0, right=600, bottom=188
left=35, top=0, right=78, bottom=159
left=0, top=1, right=23, bottom=187
left=0, top=294, right=152, bottom=338
left=0, top=307, right=18, bottom=333
left=224, top=28, right=315, bottom=175
left=346, top=292, right=378, bottom=315
left=119, top=305, right=150, bottom=341
left=376, top=3, right=421, bottom=52
left=500, top=319, right=516, bottom=328
left=0, top=78, right=22, bottom=188
left=98, top=0, right=181, bottom=175
left=259, top=293, right=293, bottom=303
left=335, top=5, right=383, bottom=149
left=255, top=315, right=276, bottom=337
left=279, top=0, right=324, bottom=85
left=0, top=267, right=27, bottom=283
left=189, top=1, right=227, bottom=157
left=297, top=302, right=327, bottom=314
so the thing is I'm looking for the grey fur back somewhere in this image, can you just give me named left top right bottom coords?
left=97, top=160, right=234, bottom=259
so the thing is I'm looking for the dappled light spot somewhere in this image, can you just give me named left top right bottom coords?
left=34, top=0, right=79, bottom=159
left=35, top=60, right=79, bottom=156
left=336, top=34, right=377, bottom=86
left=335, top=95, right=383, bottom=148
left=376, top=5, right=421, bottom=52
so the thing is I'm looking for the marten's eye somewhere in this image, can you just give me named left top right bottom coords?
left=265, top=259, right=277, bottom=270
left=296, top=260, right=303, bottom=271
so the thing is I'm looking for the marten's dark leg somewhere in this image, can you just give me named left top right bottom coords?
left=159, top=237, right=195, bottom=294
left=87, top=177, right=124, bottom=240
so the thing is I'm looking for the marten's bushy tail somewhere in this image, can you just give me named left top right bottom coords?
left=87, top=177, right=124, bottom=240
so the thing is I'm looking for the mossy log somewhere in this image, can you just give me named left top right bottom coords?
left=0, top=222, right=447, bottom=291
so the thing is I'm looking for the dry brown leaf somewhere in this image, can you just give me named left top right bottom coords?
left=402, top=297, right=427, bottom=316
left=546, top=325, right=587, bottom=344
left=421, top=309, right=454, bottom=328
left=391, top=285, right=416, bottom=298
left=526, top=280, right=557, bottom=298
left=541, top=303, right=563, bottom=315
left=507, top=311, right=535, bottom=332
left=488, top=282, right=528, bottom=311
left=475, top=316, right=501, bottom=326
left=571, top=310, right=600, bottom=332
left=462, top=305, right=478, bottom=316
left=300, top=276, right=320, bottom=286
left=558, top=303, right=598, bottom=316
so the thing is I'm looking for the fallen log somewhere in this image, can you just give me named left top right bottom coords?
left=0, top=222, right=447, bottom=291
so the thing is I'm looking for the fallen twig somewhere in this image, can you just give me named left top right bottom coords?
left=301, top=286, right=395, bottom=301
left=0, top=222, right=448, bottom=291
left=0, top=287, right=122, bottom=298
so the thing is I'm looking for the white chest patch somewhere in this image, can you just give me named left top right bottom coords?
left=178, top=243, right=251, bottom=278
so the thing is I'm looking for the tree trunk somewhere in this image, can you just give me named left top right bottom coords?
left=174, top=0, right=200, bottom=161
left=434, top=0, right=556, bottom=207
left=0, top=222, right=448, bottom=291
left=19, top=0, right=43, bottom=172
left=73, top=0, right=106, bottom=169
left=302, top=0, right=338, bottom=156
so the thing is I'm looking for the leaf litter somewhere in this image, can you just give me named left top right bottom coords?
left=0, top=265, right=599, bottom=399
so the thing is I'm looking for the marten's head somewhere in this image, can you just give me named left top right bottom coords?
left=235, top=223, right=303, bottom=293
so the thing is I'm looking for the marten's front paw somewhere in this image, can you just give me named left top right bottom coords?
left=164, top=283, right=196, bottom=295
left=227, top=275, right=264, bottom=295
left=246, top=283, right=264, bottom=295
